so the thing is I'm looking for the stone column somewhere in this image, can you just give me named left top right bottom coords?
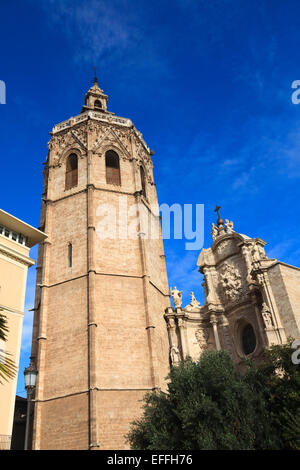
left=219, top=314, right=233, bottom=355
left=210, top=314, right=221, bottom=351
left=166, top=314, right=177, bottom=348
left=256, top=269, right=287, bottom=344
left=177, top=315, right=189, bottom=358
left=203, top=266, right=218, bottom=305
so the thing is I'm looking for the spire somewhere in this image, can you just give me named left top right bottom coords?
left=93, top=66, right=98, bottom=85
left=81, top=67, right=109, bottom=114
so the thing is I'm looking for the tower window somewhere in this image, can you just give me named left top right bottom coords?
left=65, top=153, right=78, bottom=190
left=105, top=150, right=121, bottom=186
left=140, top=166, right=146, bottom=198
left=94, top=99, right=102, bottom=109
left=68, top=243, right=72, bottom=268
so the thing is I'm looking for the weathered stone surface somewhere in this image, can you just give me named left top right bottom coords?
left=31, top=82, right=171, bottom=450
left=165, top=214, right=300, bottom=367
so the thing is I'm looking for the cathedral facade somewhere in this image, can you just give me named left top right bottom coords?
left=166, top=211, right=300, bottom=366
left=29, top=79, right=300, bottom=450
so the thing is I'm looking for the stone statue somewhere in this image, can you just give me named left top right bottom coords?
left=170, top=286, right=182, bottom=308
left=225, top=219, right=234, bottom=233
left=170, top=345, right=180, bottom=365
left=211, top=223, right=219, bottom=241
left=190, top=291, right=201, bottom=309
left=262, top=302, right=273, bottom=329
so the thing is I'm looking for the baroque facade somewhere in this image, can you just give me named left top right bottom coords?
left=166, top=210, right=300, bottom=365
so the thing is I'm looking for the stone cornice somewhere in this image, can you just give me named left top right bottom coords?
left=0, top=243, right=35, bottom=267
left=51, top=110, right=151, bottom=155
left=0, top=304, right=25, bottom=318
left=266, top=260, right=300, bottom=273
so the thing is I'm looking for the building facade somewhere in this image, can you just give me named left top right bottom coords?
left=30, top=77, right=171, bottom=450
left=29, top=79, right=300, bottom=450
left=0, top=209, right=46, bottom=449
left=166, top=211, right=300, bottom=366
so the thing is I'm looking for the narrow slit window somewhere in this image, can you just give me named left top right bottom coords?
left=65, top=153, right=78, bottom=190
left=68, top=243, right=72, bottom=268
left=105, top=150, right=121, bottom=186
left=140, top=166, right=146, bottom=198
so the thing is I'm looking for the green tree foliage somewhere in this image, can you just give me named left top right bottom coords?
left=127, top=351, right=274, bottom=450
left=127, top=343, right=300, bottom=450
left=245, top=339, right=300, bottom=450
left=0, top=310, right=17, bottom=384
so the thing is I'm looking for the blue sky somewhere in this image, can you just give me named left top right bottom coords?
left=1, top=0, right=300, bottom=397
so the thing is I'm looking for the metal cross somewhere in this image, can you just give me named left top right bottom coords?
left=214, top=205, right=221, bottom=219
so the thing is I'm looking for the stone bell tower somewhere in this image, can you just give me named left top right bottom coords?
left=30, top=74, right=171, bottom=450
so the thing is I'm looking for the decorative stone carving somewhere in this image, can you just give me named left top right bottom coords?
left=219, top=263, right=242, bottom=302
left=167, top=317, right=176, bottom=329
left=251, top=244, right=261, bottom=262
left=211, top=215, right=235, bottom=241
left=170, top=345, right=180, bottom=365
left=261, top=302, right=274, bottom=329
left=195, top=328, right=209, bottom=350
left=216, top=239, right=232, bottom=257
left=218, top=224, right=226, bottom=236
left=225, top=219, right=234, bottom=233
left=92, top=126, right=131, bottom=160
left=211, top=223, right=218, bottom=241
left=49, top=130, right=85, bottom=166
left=71, top=128, right=87, bottom=151
left=185, top=292, right=201, bottom=311
left=170, top=286, right=182, bottom=308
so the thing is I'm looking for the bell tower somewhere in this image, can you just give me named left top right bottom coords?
left=30, top=76, right=171, bottom=450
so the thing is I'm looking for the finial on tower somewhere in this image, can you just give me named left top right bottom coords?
left=211, top=206, right=234, bottom=241
left=81, top=67, right=109, bottom=114
left=93, top=66, right=98, bottom=85
left=214, top=205, right=224, bottom=227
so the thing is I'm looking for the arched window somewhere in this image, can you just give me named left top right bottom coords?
left=65, top=153, right=78, bottom=190
left=94, top=99, right=102, bottom=109
left=241, top=324, right=256, bottom=355
left=105, top=150, right=121, bottom=185
left=140, top=166, right=146, bottom=198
